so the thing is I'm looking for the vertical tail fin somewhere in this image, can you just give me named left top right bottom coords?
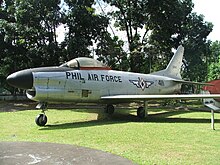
left=152, top=45, right=184, bottom=79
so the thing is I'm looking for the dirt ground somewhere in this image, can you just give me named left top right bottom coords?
left=0, top=100, right=142, bottom=112
left=0, top=101, right=37, bottom=112
left=0, top=100, right=210, bottom=113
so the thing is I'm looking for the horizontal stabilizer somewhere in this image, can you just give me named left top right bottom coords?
left=204, top=103, right=220, bottom=111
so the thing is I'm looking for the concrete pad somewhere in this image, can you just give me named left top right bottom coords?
left=0, top=142, right=135, bottom=165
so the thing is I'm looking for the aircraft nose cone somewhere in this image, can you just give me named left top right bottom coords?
left=6, top=69, right=33, bottom=89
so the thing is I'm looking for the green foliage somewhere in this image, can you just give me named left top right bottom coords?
left=96, top=33, right=128, bottom=70
left=104, top=0, right=150, bottom=72
left=180, top=13, right=213, bottom=82
left=147, top=4, right=213, bottom=82
left=207, top=41, right=220, bottom=80
left=0, top=0, right=62, bottom=70
left=104, top=0, right=213, bottom=83
left=61, top=0, right=109, bottom=60
left=0, top=0, right=109, bottom=94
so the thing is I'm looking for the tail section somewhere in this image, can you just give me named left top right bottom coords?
left=152, top=45, right=184, bottom=79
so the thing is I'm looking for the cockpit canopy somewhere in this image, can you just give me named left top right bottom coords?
left=60, top=57, right=111, bottom=70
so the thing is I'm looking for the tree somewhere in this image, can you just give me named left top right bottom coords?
left=145, top=0, right=193, bottom=71
left=0, top=0, right=62, bottom=68
left=207, top=41, right=220, bottom=80
left=0, top=0, right=110, bottom=94
left=0, top=0, right=24, bottom=94
left=61, top=0, right=109, bottom=61
left=104, top=0, right=194, bottom=73
left=96, top=32, right=128, bottom=70
left=103, top=0, right=150, bottom=72
left=104, top=0, right=213, bottom=83
left=180, top=13, right=213, bottom=82
left=15, top=0, right=62, bottom=66
left=0, top=0, right=62, bottom=94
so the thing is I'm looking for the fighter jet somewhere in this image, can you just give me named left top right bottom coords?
left=6, top=45, right=220, bottom=126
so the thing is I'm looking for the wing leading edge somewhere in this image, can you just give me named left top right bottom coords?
left=101, top=94, right=220, bottom=101
left=172, top=79, right=213, bottom=86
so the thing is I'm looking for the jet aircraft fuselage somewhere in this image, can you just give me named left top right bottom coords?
left=25, top=69, right=181, bottom=103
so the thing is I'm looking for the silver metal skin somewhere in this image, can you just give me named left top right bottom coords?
left=26, top=70, right=182, bottom=103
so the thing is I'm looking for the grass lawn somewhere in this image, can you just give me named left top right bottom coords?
left=0, top=102, right=220, bottom=164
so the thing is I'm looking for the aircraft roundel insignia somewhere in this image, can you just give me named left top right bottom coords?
left=129, top=77, right=154, bottom=91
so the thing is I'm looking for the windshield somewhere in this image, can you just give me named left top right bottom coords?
left=60, top=59, right=79, bottom=68
left=60, top=57, right=107, bottom=69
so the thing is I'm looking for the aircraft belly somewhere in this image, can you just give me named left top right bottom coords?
left=37, top=88, right=65, bottom=102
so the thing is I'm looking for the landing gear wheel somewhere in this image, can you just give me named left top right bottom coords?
left=35, top=114, right=47, bottom=126
left=137, top=107, right=145, bottom=119
left=105, top=104, right=115, bottom=115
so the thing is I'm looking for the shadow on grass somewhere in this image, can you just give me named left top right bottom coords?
left=40, top=110, right=220, bottom=130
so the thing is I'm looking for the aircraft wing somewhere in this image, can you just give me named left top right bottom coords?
left=173, top=79, right=213, bottom=86
left=101, top=94, right=220, bottom=101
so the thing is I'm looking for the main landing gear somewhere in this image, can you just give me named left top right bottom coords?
left=35, top=102, right=48, bottom=126
left=105, top=101, right=148, bottom=119
left=137, top=101, right=148, bottom=119
left=105, top=104, right=115, bottom=115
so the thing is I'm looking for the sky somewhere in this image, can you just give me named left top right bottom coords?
left=192, top=0, right=220, bottom=41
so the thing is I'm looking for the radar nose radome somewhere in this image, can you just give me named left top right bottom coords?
left=6, top=69, right=33, bottom=89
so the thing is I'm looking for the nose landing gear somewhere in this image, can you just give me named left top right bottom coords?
left=35, top=114, right=47, bottom=126
left=35, top=102, right=48, bottom=126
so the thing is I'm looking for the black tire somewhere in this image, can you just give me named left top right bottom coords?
left=105, top=104, right=115, bottom=115
left=137, top=107, right=145, bottom=119
left=35, top=114, right=47, bottom=126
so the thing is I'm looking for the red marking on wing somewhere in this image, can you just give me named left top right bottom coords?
left=203, top=79, right=220, bottom=102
